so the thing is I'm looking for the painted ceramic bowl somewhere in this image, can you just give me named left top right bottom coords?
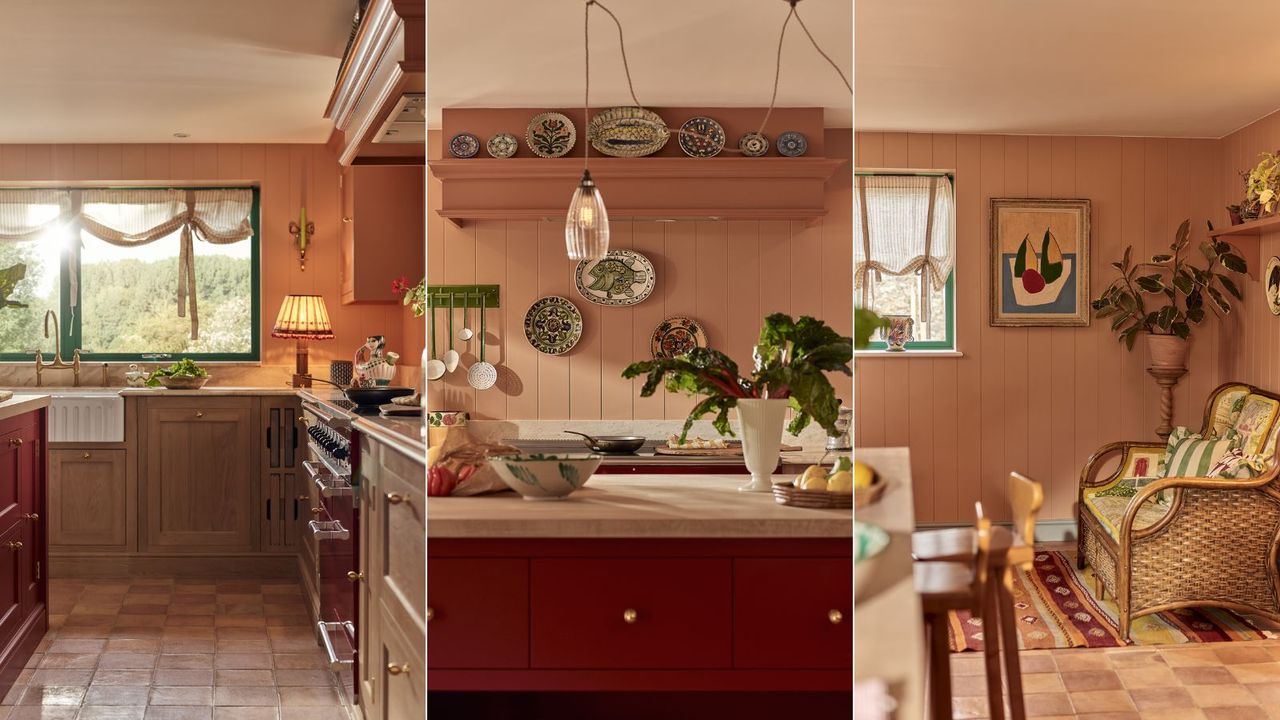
left=490, top=453, right=602, bottom=501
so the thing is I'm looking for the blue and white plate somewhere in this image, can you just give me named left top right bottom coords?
left=777, top=131, right=809, bottom=157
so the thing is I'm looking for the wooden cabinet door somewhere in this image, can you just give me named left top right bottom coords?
left=143, top=402, right=255, bottom=551
left=376, top=600, right=425, bottom=720
left=375, top=444, right=425, bottom=632
left=49, top=449, right=127, bottom=549
left=0, top=523, right=23, bottom=644
left=427, top=559, right=528, bottom=669
left=357, top=441, right=380, bottom=717
left=260, top=398, right=303, bottom=551
left=0, top=429, right=26, bottom=536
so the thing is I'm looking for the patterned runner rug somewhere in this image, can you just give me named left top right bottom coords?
left=949, top=550, right=1279, bottom=650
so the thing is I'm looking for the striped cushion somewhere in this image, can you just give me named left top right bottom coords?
left=1161, top=426, right=1236, bottom=478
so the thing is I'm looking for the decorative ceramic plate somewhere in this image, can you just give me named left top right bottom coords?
left=486, top=133, right=518, bottom=158
left=738, top=132, right=770, bottom=157
left=449, top=133, right=480, bottom=158
left=525, top=112, right=576, bottom=158
left=677, top=116, right=726, bottom=158
left=587, top=107, right=670, bottom=158
left=651, top=317, right=707, bottom=359
left=777, top=131, right=809, bottom=157
left=574, top=250, right=656, bottom=306
left=855, top=521, right=889, bottom=564
left=1267, top=256, right=1280, bottom=316
left=524, top=296, right=583, bottom=355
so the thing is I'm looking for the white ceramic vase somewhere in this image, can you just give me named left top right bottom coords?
left=736, top=398, right=789, bottom=493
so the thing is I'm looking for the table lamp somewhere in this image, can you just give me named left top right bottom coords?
left=272, top=294, right=334, bottom=388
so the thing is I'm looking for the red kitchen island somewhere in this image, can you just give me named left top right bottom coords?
left=0, top=395, right=48, bottom=703
left=426, top=474, right=851, bottom=719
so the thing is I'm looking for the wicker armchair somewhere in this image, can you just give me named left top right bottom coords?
left=1077, top=382, right=1280, bottom=640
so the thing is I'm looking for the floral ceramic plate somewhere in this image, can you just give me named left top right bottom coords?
left=526, top=112, right=576, bottom=158
left=651, top=317, right=707, bottom=359
left=588, top=106, right=670, bottom=158
left=449, top=133, right=481, bottom=158
left=678, top=116, right=726, bottom=158
left=574, top=249, right=656, bottom=306
left=486, top=133, right=518, bottom=158
left=855, top=521, right=889, bottom=564
left=524, top=296, right=583, bottom=355
left=738, top=132, right=770, bottom=157
left=777, top=131, right=809, bottom=157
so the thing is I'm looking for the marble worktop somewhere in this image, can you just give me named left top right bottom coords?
left=0, top=394, right=50, bottom=422
left=298, top=389, right=425, bottom=461
left=427, top=474, right=851, bottom=538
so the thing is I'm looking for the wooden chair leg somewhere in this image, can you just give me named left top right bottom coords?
left=926, top=612, right=954, bottom=720
left=997, top=567, right=1026, bottom=720
left=981, top=582, right=1006, bottom=720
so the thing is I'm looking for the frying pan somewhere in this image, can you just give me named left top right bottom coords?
left=564, top=430, right=646, bottom=454
left=311, top=379, right=415, bottom=412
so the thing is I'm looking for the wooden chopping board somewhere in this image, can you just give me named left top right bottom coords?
left=654, top=443, right=802, bottom=456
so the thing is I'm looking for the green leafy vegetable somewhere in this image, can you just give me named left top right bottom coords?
left=145, top=358, right=208, bottom=387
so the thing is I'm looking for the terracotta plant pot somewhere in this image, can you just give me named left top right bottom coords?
left=1146, top=333, right=1189, bottom=370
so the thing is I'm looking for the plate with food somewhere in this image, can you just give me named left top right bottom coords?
left=146, top=358, right=210, bottom=389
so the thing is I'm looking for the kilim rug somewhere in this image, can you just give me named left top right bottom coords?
left=948, top=550, right=1280, bottom=650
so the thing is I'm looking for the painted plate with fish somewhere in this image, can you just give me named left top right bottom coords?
left=526, top=112, right=577, bottom=158
left=524, top=296, right=583, bottom=355
left=574, top=250, right=656, bottom=307
left=588, top=107, right=670, bottom=158
left=651, top=317, right=708, bottom=359
left=678, top=116, right=726, bottom=158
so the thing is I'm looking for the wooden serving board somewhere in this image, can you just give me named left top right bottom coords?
left=653, top=443, right=802, bottom=457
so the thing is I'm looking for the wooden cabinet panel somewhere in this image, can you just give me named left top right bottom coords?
left=49, top=449, right=127, bottom=548
left=376, top=600, right=425, bottom=720
left=0, top=523, right=22, bottom=645
left=733, top=559, right=852, bottom=669
left=427, top=559, right=528, bottom=669
left=341, top=164, right=424, bottom=304
left=142, top=400, right=255, bottom=551
left=375, top=445, right=424, bottom=631
left=0, top=429, right=27, bottom=535
left=260, top=398, right=303, bottom=551
left=530, top=559, right=732, bottom=669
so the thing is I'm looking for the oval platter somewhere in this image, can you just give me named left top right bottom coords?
left=1267, top=256, right=1280, bottom=316
left=486, top=133, right=518, bottom=158
left=777, top=131, right=809, bottom=157
left=677, top=116, right=726, bottom=158
left=449, top=133, right=480, bottom=158
left=587, top=106, right=670, bottom=158
left=574, top=249, right=656, bottom=306
left=526, top=112, right=577, bottom=158
left=651, top=316, right=708, bottom=359
left=524, top=296, right=584, bottom=355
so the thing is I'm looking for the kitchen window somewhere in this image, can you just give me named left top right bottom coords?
left=854, top=172, right=956, bottom=351
left=0, top=187, right=260, bottom=361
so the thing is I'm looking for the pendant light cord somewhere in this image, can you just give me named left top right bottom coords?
left=756, top=1, right=853, bottom=137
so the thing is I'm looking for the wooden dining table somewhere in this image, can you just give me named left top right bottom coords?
left=855, top=447, right=924, bottom=720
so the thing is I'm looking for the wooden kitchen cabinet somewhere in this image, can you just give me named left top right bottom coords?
left=140, top=398, right=255, bottom=551
left=340, top=164, right=424, bottom=304
left=732, top=558, right=851, bottom=669
left=260, top=397, right=304, bottom=551
left=428, top=559, right=528, bottom=669
left=48, top=449, right=127, bottom=549
left=0, top=405, right=48, bottom=705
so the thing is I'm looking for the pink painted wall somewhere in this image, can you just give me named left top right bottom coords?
left=425, top=129, right=852, bottom=421
left=854, top=132, right=1230, bottom=524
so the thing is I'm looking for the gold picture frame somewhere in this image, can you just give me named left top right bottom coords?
left=990, top=198, right=1091, bottom=327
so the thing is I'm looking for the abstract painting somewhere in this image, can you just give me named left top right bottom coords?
left=990, top=198, right=1091, bottom=326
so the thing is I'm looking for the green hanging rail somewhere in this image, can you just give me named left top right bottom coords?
left=425, top=284, right=500, bottom=309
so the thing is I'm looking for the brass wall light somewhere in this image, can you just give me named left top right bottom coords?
left=289, top=208, right=314, bottom=271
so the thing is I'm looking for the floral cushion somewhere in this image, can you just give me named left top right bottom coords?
left=1209, top=385, right=1251, bottom=437
left=1083, top=489, right=1170, bottom=541
left=1207, top=448, right=1268, bottom=480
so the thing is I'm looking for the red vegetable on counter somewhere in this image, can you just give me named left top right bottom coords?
left=428, top=465, right=458, bottom=497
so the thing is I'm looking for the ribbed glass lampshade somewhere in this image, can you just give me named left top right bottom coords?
left=272, top=294, right=334, bottom=339
left=565, top=169, right=610, bottom=260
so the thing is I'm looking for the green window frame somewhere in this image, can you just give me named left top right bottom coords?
left=0, top=186, right=260, bottom=363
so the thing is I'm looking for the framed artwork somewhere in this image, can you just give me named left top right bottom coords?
left=990, top=198, right=1091, bottom=326
left=1266, top=256, right=1280, bottom=316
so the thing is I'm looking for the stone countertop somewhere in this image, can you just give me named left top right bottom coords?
left=427, top=474, right=851, bottom=538
left=118, top=387, right=300, bottom=396
left=298, top=389, right=425, bottom=462
left=0, top=394, right=50, bottom=421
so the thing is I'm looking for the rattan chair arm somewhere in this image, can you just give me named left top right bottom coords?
left=1120, top=461, right=1280, bottom=543
left=1079, top=441, right=1166, bottom=489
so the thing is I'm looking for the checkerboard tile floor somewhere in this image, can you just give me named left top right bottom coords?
left=0, top=577, right=355, bottom=720
left=952, top=639, right=1280, bottom=718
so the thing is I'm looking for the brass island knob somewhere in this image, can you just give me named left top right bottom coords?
left=622, top=608, right=638, bottom=624
left=828, top=609, right=843, bottom=625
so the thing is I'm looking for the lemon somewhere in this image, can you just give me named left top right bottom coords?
left=800, top=474, right=829, bottom=492
left=827, top=471, right=853, bottom=494
left=853, top=461, right=875, bottom=489
left=801, top=465, right=826, bottom=483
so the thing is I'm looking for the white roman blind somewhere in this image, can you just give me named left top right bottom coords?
left=853, top=175, right=956, bottom=318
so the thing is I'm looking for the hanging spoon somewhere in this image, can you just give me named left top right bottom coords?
left=467, top=292, right=497, bottom=390
left=425, top=293, right=445, bottom=381
left=442, top=292, right=460, bottom=373
left=457, top=292, right=474, bottom=341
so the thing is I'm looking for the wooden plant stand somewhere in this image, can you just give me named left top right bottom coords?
left=1148, top=366, right=1189, bottom=440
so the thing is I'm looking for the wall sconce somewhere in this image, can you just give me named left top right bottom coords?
left=289, top=208, right=315, bottom=271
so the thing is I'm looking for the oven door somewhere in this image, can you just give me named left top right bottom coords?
left=307, top=439, right=358, bottom=671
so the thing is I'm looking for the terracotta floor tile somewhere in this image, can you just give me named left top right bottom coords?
left=82, top=686, right=151, bottom=706
left=97, top=655, right=156, bottom=671
left=8, top=707, right=78, bottom=719
left=1247, top=682, right=1280, bottom=705
left=269, top=656, right=326, bottom=671
left=1117, top=665, right=1181, bottom=688
left=104, top=640, right=158, bottom=654
left=212, top=671, right=273, bottom=688
left=77, top=707, right=148, bottom=720
left=1023, top=692, right=1073, bottom=717
left=36, top=654, right=97, bottom=670
left=147, top=687, right=213, bottom=707
left=1187, top=684, right=1262, bottom=708
left=211, top=643, right=268, bottom=655
left=272, top=670, right=333, bottom=687
left=1201, top=708, right=1271, bottom=720
left=27, top=670, right=94, bottom=687
left=1230, top=663, right=1280, bottom=684
left=16, top=685, right=85, bottom=706
left=212, top=710, right=279, bottom=720
left=90, top=670, right=153, bottom=686
left=211, top=656, right=270, bottom=671
left=161, top=642, right=215, bottom=656
left=279, top=710, right=351, bottom=720
left=1053, top=652, right=1113, bottom=672
left=1175, top=666, right=1241, bottom=686
left=1164, top=648, right=1233, bottom=668
left=46, top=641, right=104, bottom=655
left=151, top=670, right=214, bottom=687
left=1068, top=690, right=1136, bottom=713
left=210, top=688, right=279, bottom=707
left=1215, top=647, right=1275, bottom=666
left=1062, top=670, right=1124, bottom=692
left=157, top=656, right=213, bottom=671
left=142, top=707, right=212, bottom=720
left=1129, top=686, right=1196, bottom=710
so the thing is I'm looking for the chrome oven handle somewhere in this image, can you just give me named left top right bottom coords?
left=301, top=400, right=350, bottom=428
left=316, top=621, right=355, bottom=670
left=308, top=519, right=350, bottom=541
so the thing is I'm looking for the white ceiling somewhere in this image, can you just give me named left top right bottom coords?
left=856, top=0, right=1280, bottom=138
left=426, top=0, right=853, bottom=128
left=0, top=0, right=354, bottom=143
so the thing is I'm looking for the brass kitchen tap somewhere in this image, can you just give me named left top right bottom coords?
left=35, top=310, right=80, bottom=387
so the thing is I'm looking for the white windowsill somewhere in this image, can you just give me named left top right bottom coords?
left=855, top=350, right=964, bottom=358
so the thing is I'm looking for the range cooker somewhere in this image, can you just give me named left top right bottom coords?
left=300, top=399, right=359, bottom=697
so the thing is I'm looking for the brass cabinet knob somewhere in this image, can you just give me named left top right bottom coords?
left=296, top=495, right=309, bottom=502
left=310, top=507, right=324, bottom=515
left=9, top=438, right=21, bottom=446
left=346, top=571, right=363, bottom=582
left=21, top=514, right=37, bottom=521
left=386, top=663, right=410, bottom=676
left=82, top=453, right=91, bottom=459
left=828, top=609, right=843, bottom=625
left=195, top=411, right=204, bottom=418
left=426, top=607, right=434, bottom=622
left=386, top=493, right=405, bottom=505
left=6, top=541, right=22, bottom=550
left=622, top=608, right=638, bottom=624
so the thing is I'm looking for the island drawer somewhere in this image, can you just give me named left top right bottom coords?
left=530, top=558, right=732, bottom=669
left=732, top=558, right=852, bottom=669
left=427, top=558, right=529, bottom=668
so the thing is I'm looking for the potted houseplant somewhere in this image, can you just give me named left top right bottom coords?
left=1091, top=219, right=1247, bottom=368
left=623, top=313, right=852, bottom=492
left=1244, top=151, right=1280, bottom=218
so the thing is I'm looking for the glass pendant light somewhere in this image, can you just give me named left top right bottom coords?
left=566, top=0, right=610, bottom=260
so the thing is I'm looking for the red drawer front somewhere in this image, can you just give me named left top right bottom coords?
left=427, top=558, right=529, bottom=669
left=530, top=558, right=731, bottom=669
left=733, top=558, right=852, bottom=669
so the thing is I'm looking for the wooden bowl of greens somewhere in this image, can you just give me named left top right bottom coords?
left=147, top=359, right=210, bottom=389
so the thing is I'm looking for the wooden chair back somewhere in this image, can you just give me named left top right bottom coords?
left=1008, top=471, right=1044, bottom=548
left=970, top=502, right=993, bottom=614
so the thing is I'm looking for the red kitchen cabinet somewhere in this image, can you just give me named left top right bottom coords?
left=733, top=559, right=851, bottom=669
left=0, top=408, right=47, bottom=700
left=427, top=558, right=529, bottom=669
